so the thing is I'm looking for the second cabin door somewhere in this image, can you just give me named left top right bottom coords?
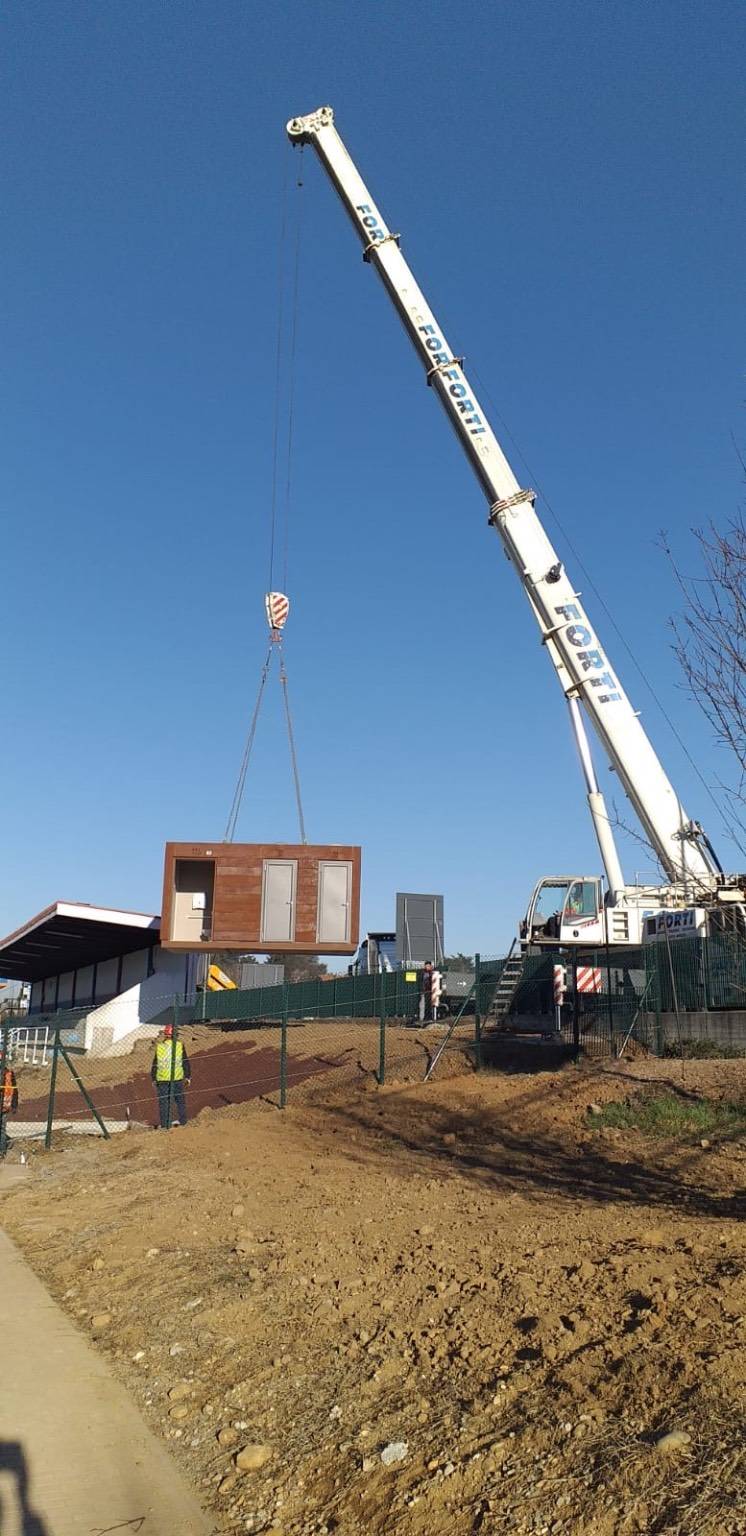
left=260, top=860, right=297, bottom=944
left=317, top=860, right=352, bottom=946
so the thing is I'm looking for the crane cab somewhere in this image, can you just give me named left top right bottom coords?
left=521, top=876, right=605, bottom=948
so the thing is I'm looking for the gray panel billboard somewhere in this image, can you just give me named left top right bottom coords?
left=395, top=893, right=445, bottom=967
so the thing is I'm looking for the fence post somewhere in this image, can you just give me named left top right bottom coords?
left=57, top=1038, right=110, bottom=1140
left=167, top=996, right=179, bottom=1131
left=473, top=952, right=482, bottom=1071
left=0, top=1021, right=8, bottom=1155
left=653, top=946, right=664, bottom=1055
left=45, top=1019, right=61, bottom=1151
left=604, top=938, right=614, bottom=1047
left=377, top=975, right=386, bottom=1086
left=571, top=951, right=580, bottom=1059
left=279, top=985, right=289, bottom=1108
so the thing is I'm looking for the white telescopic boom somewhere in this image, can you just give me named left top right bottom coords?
left=287, top=106, right=715, bottom=890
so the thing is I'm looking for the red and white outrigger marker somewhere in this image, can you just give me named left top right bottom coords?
left=265, top=591, right=290, bottom=637
left=576, top=965, right=603, bottom=995
left=553, top=962, right=567, bottom=1033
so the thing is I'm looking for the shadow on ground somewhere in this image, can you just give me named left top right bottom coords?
left=0, top=1442, right=49, bottom=1535
left=322, top=1063, right=746, bottom=1220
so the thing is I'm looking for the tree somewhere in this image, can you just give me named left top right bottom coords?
left=263, top=952, right=328, bottom=984
left=662, top=510, right=746, bottom=853
left=444, top=952, right=474, bottom=971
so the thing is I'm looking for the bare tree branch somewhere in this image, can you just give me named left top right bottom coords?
left=660, top=510, right=746, bottom=852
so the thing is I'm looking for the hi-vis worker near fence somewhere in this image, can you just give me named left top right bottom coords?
left=1, top=1064, right=19, bottom=1155
left=151, top=1024, right=191, bottom=1130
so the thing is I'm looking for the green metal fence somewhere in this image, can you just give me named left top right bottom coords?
left=189, top=968, right=424, bottom=1025
left=14, top=933, right=746, bottom=1091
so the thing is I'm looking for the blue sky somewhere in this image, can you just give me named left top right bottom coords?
left=2, top=0, right=744, bottom=956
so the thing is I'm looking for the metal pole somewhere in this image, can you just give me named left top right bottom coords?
left=280, top=985, right=288, bottom=1108
left=473, top=953, right=482, bottom=1071
left=702, top=931, right=710, bottom=1012
left=201, top=953, right=209, bottom=1021
left=58, top=1039, right=110, bottom=1140
left=377, top=973, right=386, bottom=1086
left=662, top=923, right=685, bottom=1077
left=424, top=978, right=476, bottom=1083
left=167, top=996, right=178, bottom=1130
left=0, top=1021, right=8, bottom=1155
left=653, top=943, right=664, bottom=1055
left=554, top=961, right=563, bottom=1035
left=45, top=1020, right=61, bottom=1151
left=604, top=937, right=614, bottom=1046
left=572, top=952, right=580, bottom=1060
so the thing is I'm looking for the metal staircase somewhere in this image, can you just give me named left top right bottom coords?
left=483, top=944, right=525, bottom=1032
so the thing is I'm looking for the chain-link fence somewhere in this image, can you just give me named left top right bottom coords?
left=0, top=977, right=478, bottom=1153
left=506, top=936, right=746, bottom=1058
left=3, top=935, right=745, bottom=1155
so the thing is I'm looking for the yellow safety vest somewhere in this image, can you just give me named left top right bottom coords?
left=155, top=1040, right=185, bottom=1082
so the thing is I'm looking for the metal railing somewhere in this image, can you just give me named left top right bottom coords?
left=8, top=1025, right=51, bottom=1067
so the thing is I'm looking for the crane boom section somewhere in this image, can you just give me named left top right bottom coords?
left=287, top=106, right=713, bottom=888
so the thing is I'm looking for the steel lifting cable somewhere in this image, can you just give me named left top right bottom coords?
left=225, top=152, right=308, bottom=844
left=282, top=148, right=304, bottom=592
left=279, top=648, right=307, bottom=843
left=224, top=643, right=274, bottom=843
left=267, top=150, right=290, bottom=595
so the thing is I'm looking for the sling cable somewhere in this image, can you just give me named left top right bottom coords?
left=224, top=150, right=307, bottom=846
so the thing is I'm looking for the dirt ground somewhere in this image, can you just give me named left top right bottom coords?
left=1, top=1041, right=745, bottom=1536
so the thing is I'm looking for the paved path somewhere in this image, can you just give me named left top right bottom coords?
left=0, top=1177, right=214, bottom=1536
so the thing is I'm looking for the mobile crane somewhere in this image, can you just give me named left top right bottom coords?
left=286, top=106, right=744, bottom=949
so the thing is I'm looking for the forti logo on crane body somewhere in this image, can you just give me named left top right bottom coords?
left=553, top=603, right=622, bottom=704
left=356, top=203, right=386, bottom=242
left=417, top=325, right=487, bottom=436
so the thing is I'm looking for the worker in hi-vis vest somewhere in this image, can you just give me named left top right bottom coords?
left=151, top=1023, right=191, bottom=1129
left=1, top=1065, right=18, bottom=1155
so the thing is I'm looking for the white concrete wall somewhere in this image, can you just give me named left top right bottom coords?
left=57, top=972, right=74, bottom=1006
left=27, top=946, right=202, bottom=1052
left=95, top=956, right=120, bottom=1000
left=75, top=965, right=95, bottom=1006
left=81, top=945, right=198, bottom=1052
left=120, top=950, right=149, bottom=991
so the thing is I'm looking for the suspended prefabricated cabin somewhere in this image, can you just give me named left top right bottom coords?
left=161, top=842, right=361, bottom=954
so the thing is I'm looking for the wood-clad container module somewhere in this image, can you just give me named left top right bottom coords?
left=161, top=842, right=361, bottom=954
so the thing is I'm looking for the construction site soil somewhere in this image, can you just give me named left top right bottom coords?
left=2, top=1033, right=745, bottom=1536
